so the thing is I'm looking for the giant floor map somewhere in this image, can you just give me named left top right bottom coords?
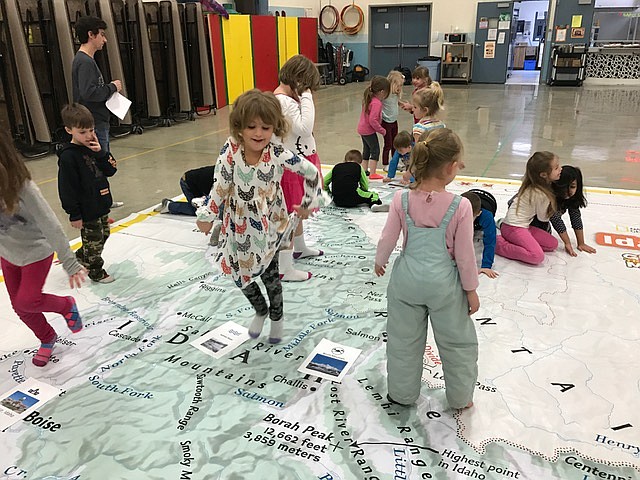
left=1, top=178, right=639, bottom=480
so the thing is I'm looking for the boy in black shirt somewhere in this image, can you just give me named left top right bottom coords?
left=155, top=166, right=214, bottom=216
left=324, top=150, right=384, bottom=209
left=58, top=104, right=117, bottom=283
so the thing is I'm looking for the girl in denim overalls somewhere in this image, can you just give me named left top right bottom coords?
left=375, top=128, right=480, bottom=409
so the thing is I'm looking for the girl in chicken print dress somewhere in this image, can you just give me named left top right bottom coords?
left=196, top=89, right=327, bottom=344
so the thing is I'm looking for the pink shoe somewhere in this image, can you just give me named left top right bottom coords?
left=369, top=173, right=384, bottom=180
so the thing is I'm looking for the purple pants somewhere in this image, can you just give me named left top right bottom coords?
left=381, top=120, right=398, bottom=165
left=2, top=254, right=70, bottom=343
left=495, top=224, right=558, bottom=265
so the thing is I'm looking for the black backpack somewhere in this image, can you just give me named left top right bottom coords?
left=318, top=36, right=329, bottom=63
left=351, top=64, right=369, bottom=82
left=467, top=189, right=497, bottom=217
left=394, top=66, right=412, bottom=85
left=325, top=42, right=335, bottom=72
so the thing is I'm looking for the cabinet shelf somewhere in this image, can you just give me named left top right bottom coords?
left=548, top=44, right=587, bottom=86
left=441, top=43, right=472, bottom=84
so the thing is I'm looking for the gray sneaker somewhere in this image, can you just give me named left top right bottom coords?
left=154, top=198, right=171, bottom=214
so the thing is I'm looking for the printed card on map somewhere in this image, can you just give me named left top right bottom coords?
left=190, top=321, right=250, bottom=359
left=298, top=339, right=361, bottom=383
left=0, top=378, right=61, bottom=431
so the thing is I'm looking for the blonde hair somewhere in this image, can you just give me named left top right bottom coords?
left=278, top=54, right=321, bottom=95
left=229, top=89, right=288, bottom=142
left=410, top=128, right=463, bottom=187
left=516, top=151, right=558, bottom=217
left=387, top=70, right=404, bottom=97
left=0, top=130, right=32, bottom=215
left=363, top=76, right=390, bottom=113
left=413, top=82, right=444, bottom=116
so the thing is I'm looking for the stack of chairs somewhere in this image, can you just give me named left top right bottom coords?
left=0, top=0, right=216, bottom=157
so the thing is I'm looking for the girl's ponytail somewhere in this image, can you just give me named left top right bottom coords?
left=517, top=151, right=558, bottom=216
left=410, top=128, right=463, bottom=187
left=363, top=75, right=391, bottom=113
left=362, top=86, right=374, bottom=113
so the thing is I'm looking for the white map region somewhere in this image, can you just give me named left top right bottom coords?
left=0, top=177, right=638, bottom=480
left=355, top=179, right=640, bottom=473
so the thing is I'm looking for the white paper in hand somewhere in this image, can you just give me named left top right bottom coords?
left=106, top=92, right=132, bottom=120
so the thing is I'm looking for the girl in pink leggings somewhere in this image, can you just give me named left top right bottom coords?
left=0, top=131, right=85, bottom=366
left=496, top=152, right=562, bottom=265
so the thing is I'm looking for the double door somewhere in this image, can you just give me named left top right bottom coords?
left=370, top=5, right=431, bottom=76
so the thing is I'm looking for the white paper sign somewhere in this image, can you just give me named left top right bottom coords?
left=0, top=378, right=61, bottom=431
left=106, top=92, right=132, bottom=120
left=191, top=321, right=251, bottom=359
left=298, top=339, right=361, bottom=383
left=498, top=20, right=510, bottom=30
left=498, top=32, right=506, bottom=44
left=484, top=41, right=496, bottom=59
left=488, top=28, right=498, bottom=41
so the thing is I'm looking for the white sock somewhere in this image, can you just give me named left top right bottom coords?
left=269, top=320, right=284, bottom=344
left=293, top=234, right=323, bottom=259
left=371, top=203, right=389, bottom=212
left=249, top=313, right=268, bottom=338
left=279, top=250, right=311, bottom=282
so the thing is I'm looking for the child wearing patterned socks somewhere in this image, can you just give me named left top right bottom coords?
left=0, top=131, right=86, bottom=367
left=196, top=89, right=327, bottom=344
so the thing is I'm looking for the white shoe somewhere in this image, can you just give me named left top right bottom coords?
left=111, top=201, right=124, bottom=208
left=383, top=165, right=389, bottom=172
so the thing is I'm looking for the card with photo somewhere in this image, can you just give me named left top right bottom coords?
left=298, top=339, right=362, bottom=383
left=190, top=321, right=251, bottom=359
left=0, top=378, right=61, bottom=431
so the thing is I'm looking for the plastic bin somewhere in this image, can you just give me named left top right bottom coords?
left=417, top=56, right=441, bottom=82
left=524, top=59, right=536, bottom=70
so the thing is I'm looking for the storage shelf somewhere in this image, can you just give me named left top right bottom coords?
left=441, top=43, right=472, bottom=84
left=548, top=45, right=587, bottom=87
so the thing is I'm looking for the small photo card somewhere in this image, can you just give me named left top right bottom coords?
left=0, top=378, right=61, bottom=431
left=298, top=339, right=361, bottom=383
left=191, top=321, right=251, bottom=359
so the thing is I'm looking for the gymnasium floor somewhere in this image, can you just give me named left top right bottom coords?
left=24, top=81, right=640, bottom=238
left=1, top=82, right=640, bottom=480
